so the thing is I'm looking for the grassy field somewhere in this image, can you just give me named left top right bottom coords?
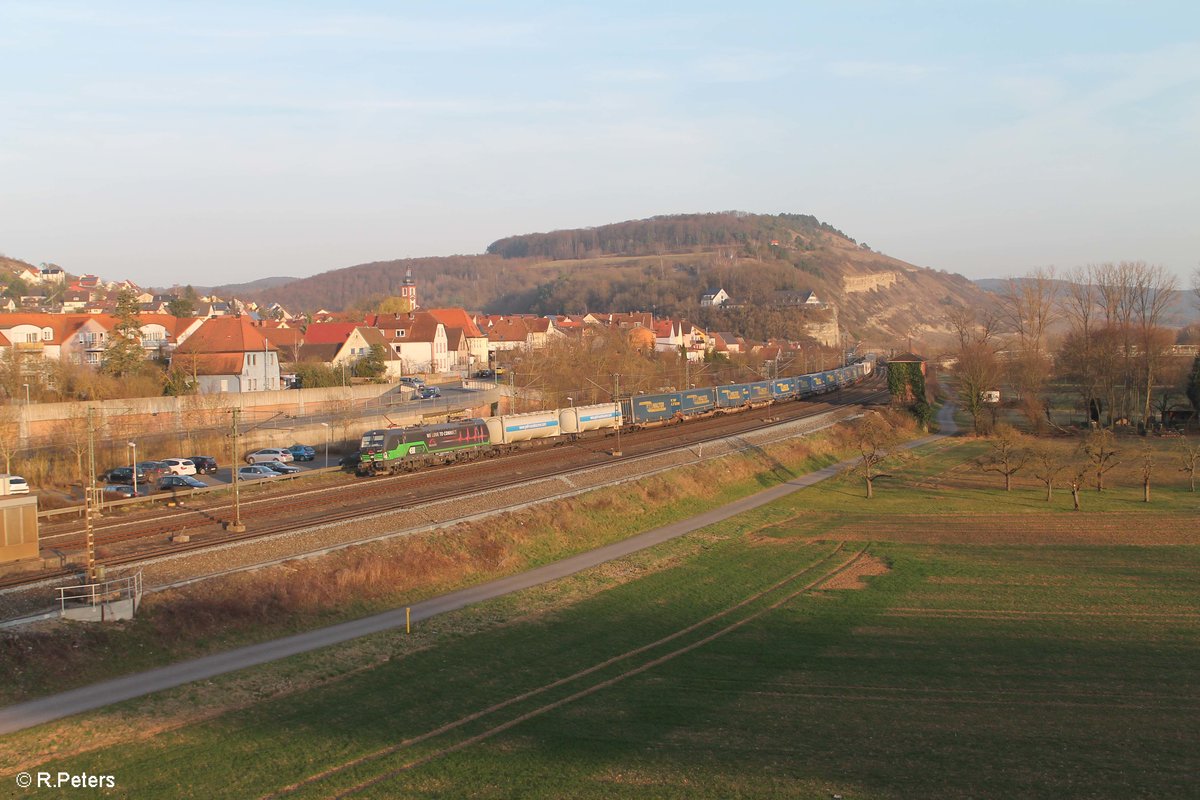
left=0, top=426, right=852, bottom=706
left=6, top=432, right=1199, bottom=799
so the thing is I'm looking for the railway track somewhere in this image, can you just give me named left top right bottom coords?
left=1, top=383, right=886, bottom=591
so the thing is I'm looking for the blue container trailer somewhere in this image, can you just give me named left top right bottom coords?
left=747, top=382, right=773, bottom=404
left=716, top=384, right=750, bottom=408
left=622, top=392, right=684, bottom=425
left=679, top=387, right=717, bottom=416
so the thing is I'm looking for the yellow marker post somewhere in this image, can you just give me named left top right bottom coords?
left=406, top=606, right=410, bottom=634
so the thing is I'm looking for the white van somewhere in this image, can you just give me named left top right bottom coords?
left=0, top=474, right=30, bottom=495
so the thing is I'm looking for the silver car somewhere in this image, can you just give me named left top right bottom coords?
left=244, top=448, right=294, bottom=465
left=237, top=465, right=279, bottom=480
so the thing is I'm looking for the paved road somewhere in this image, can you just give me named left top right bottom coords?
left=0, top=404, right=956, bottom=735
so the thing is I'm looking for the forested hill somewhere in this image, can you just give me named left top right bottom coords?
left=485, top=213, right=852, bottom=260
left=245, top=212, right=991, bottom=346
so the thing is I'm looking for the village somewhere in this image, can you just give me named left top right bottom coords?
left=0, top=263, right=842, bottom=397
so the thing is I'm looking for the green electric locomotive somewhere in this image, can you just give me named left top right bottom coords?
left=357, top=419, right=491, bottom=475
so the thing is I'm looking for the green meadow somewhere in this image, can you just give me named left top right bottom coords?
left=9, top=434, right=1200, bottom=799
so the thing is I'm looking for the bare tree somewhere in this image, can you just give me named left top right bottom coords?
left=1094, top=262, right=1137, bottom=422
left=946, top=306, right=998, bottom=351
left=0, top=404, right=20, bottom=474
left=1179, top=442, right=1200, bottom=492
left=847, top=412, right=904, bottom=499
left=946, top=307, right=1002, bottom=436
left=1139, top=446, right=1155, bottom=503
left=1059, top=266, right=1101, bottom=421
left=1029, top=442, right=1069, bottom=501
left=1081, top=428, right=1120, bottom=491
left=1000, top=267, right=1059, bottom=415
left=330, top=392, right=358, bottom=448
left=978, top=424, right=1027, bottom=491
left=1129, top=262, right=1179, bottom=426
left=57, top=404, right=93, bottom=484
left=1067, top=459, right=1089, bottom=511
left=956, top=345, right=1002, bottom=436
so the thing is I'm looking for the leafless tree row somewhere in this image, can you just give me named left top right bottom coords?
left=951, top=261, right=1185, bottom=433
left=978, top=424, right=1200, bottom=507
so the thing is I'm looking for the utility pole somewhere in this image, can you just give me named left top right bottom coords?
left=227, top=407, right=245, bottom=532
left=612, top=373, right=622, bottom=457
left=85, top=407, right=97, bottom=581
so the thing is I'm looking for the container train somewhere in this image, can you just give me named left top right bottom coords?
left=357, top=361, right=871, bottom=476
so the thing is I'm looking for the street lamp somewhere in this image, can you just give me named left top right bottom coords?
left=127, top=441, right=137, bottom=496
left=321, top=422, right=330, bottom=468
left=566, top=396, right=573, bottom=408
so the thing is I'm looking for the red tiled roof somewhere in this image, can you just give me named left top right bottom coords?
left=358, top=327, right=400, bottom=359
left=259, top=326, right=303, bottom=350
left=487, top=319, right=531, bottom=342
left=296, top=343, right=342, bottom=363
left=301, top=322, right=358, bottom=345
left=174, top=316, right=277, bottom=354
left=425, top=308, right=483, bottom=338
left=171, top=353, right=245, bottom=376
left=407, top=313, right=442, bottom=343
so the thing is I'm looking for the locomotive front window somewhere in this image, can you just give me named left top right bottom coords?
left=361, top=433, right=385, bottom=450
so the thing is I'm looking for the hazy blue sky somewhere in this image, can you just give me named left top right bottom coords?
left=2, top=1, right=1197, bottom=288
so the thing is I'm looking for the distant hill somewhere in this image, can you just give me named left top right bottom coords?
left=146, top=276, right=300, bottom=296
left=0, top=255, right=40, bottom=277
left=209, top=276, right=299, bottom=294
left=242, top=212, right=995, bottom=350
left=485, top=212, right=852, bottom=259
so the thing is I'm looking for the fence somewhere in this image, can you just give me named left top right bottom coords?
left=57, top=570, right=143, bottom=622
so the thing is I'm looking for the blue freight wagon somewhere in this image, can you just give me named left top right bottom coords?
left=716, top=384, right=751, bottom=409
left=747, top=382, right=773, bottom=404
left=795, top=375, right=815, bottom=397
left=771, top=378, right=797, bottom=399
left=622, top=392, right=683, bottom=426
left=679, top=387, right=717, bottom=416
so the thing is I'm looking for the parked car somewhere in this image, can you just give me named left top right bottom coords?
left=160, top=458, right=198, bottom=476
left=417, top=386, right=442, bottom=399
left=157, top=475, right=207, bottom=491
left=399, top=376, right=425, bottom=388
left=103, top=466, right=151, bottom=485
left=261, top=460, right=302, bottom=475
left=286, top=444, right=315, bottom=462
left=103, top=484, right=150, bottom=499
left=237, top=465, right=279, bottom=480
left=136, top=461, right=170, bottom=481
left=245, top=448, right=294, bottom=465
left=0, top=474, right=30, bottom=495
left=338, top=450, right=362, bottom=469
left=187, top=456, right=219, bottom=475
left=473, top=368, right=495, bottom=379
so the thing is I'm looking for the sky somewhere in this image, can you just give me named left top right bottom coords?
left=1, top=1, right=1198, bottom=289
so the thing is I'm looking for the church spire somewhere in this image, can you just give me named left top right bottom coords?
left=400, top=267, right=418, bottom=310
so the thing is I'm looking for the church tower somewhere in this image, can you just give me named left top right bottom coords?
left=400, top=267, right=418, bottom=311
